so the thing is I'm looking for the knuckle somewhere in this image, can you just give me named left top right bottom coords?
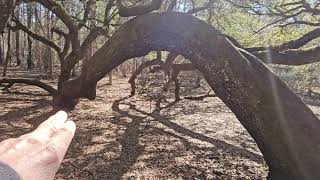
left=11, top=138, right=24, bottom=150
left=47, top=126, right=58, bottom=135
left=25, top=137, right=42, bottom=145
left=59, top=126, right=74, bottom=136
left=41, top=144, right=60, bottom=165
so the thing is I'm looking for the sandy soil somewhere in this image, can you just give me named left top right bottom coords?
left=1, top=69, right=319, bottom=180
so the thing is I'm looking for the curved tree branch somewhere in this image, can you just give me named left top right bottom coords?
left=163, top=63, right=195, bottom=101
left=104, top=0, right=116, bottom=26
left=60, top=12, right=320, bottom=179
left=187, top=0, right=213, bottom=14
left=226, top=28, right=320, bottom=66
left=128, top=58, right=163, bottom=96
left=252, top=46, right=320, bottom=65
left=246, top=28, right=320, bottom=52
left=167, top=0, right=177, bottom=12
left=0, top=78, right=58, bottom=96
left=128, top=52, right=179, bottom=97
left=21, top=0, right=78, bottom=32
left=9, top=18, right=61, bottom=52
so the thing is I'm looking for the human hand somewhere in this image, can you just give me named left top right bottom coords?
left=0, top=111, right=76, bottom=180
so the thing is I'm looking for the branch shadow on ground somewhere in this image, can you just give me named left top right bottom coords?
left=126, top=97, right=264, bottom=164
left=55, top=96, right=148, bottom=179
left=66, top=96, right=264, bottom=179
left=0, top=93, right=266, bottom=179
left=98, top=98, right=146, bottom=179
left=0, top=97, right=53, bottom=139
left=1, top=90, right=51, bottom=97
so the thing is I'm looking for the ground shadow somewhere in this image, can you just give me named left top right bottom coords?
left=122, top=97, right=264, bottom=164
left=64, top=96, right=263, bottom=179
left=0, top=91, right=266, bottom=179
left=0, top=97, right=53, bottom=138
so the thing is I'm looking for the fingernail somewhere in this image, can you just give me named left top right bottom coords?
left=51, top=111, right=68, bottom=129
left=64, top=121, right=76, bottom=135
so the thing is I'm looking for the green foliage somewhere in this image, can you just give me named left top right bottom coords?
left=200, top=0, right=320, bottom=92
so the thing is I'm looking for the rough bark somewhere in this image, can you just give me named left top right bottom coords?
left=61, top=12, right=320, bottom=180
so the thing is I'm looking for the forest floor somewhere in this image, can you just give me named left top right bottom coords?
left=1, top=68, right=320, bottom=180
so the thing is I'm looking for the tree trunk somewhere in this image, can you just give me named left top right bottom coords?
left=45, top=9, right=54, bottom=78
left=60, top=13, right=320, bottom=180
left=0, top=35, right=3, bottom=65
left=0, top=0, right=16, bottom=32
left=27, top=4, right=33, bottom=69
left=35, top=4, right=42, bottom=72
left=15, top=6, right=21, bottom=66
left=3, top=29, right=11, bottom=77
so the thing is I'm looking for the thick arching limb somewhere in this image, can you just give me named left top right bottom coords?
left=227, top=31, right=320, bottom=65
left=61, top=12, right=320, bottom=180
left=0, top=78, right=58, bottom=96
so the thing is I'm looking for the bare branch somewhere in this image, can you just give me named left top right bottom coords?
left=167, top=0, right=177, bottom=12
left=9, top=18, right=61, bottom=52
left=187, top=0, right=213, bottom=14
left=104, top=0, right=116, bottom=26
left=82, top=0, right=96, bottom=24
left=128, top=58, right=163, bottom=96
left=252, top=46, right=320, bottom=65
left=0, top=78, right=58, bottom=96
left=116, top=0, right=163, bottom=17
left=21, top=0, right=78, bottom=32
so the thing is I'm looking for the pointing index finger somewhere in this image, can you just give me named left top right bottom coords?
left=31, top=111, right=68, bottom=140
